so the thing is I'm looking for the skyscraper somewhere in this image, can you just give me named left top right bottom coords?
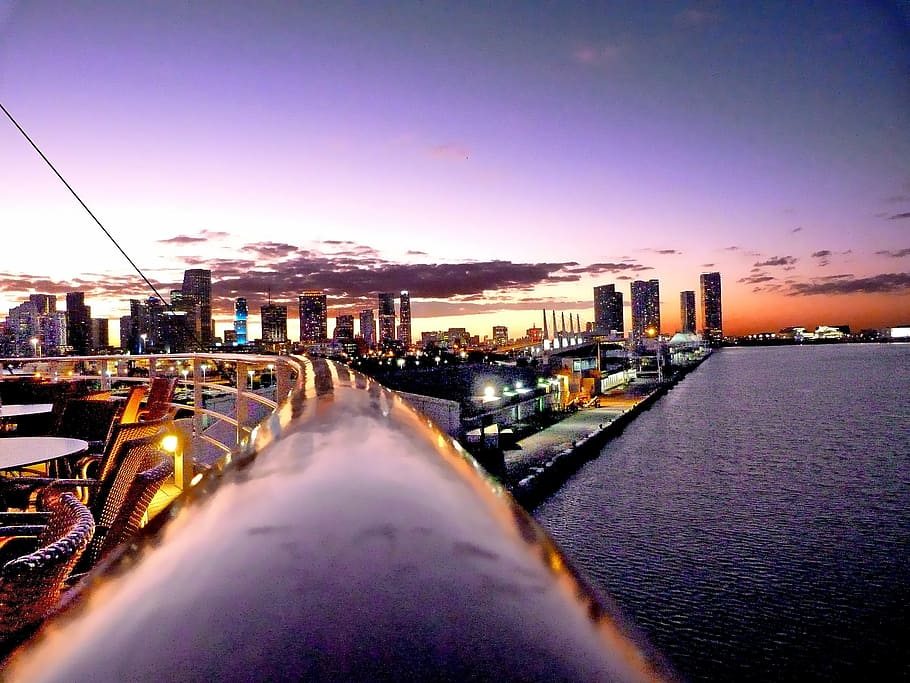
left=66, top=291, right=91, bottom=355
left=397, top=290, right=412, bottom=347
left=700, top=272, right=723, bottom=345
left=234, top=297, right=248, bottom=346
left=630, top=279, right=660, bottom=346
left=593, top=284, right=624, bottom=336
left=181, top=269, right=213, bottom=347
left=334, top=314, right=355, bottom=340
left=299, top=291, right=328, bottom=343
left=360, top=309, right=375, bottom=347
left=378, top=292, right=396, bottom=345
left=680, top=290, right=696, bottom=334
left=261, top=303, right=288, bottom=343
left=492, top=326, right=508, bottom=346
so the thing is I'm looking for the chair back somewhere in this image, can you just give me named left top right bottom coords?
left=117, top=385, right=148, bottom=425
left=89, top=418, right=171, bottom=500
left=81, top=440, right=173, bottom=568
left=139, top=377, right=178, bottom=421
left=54, top=399, right=122, bottom=445
left=0, top=493, right=94, bottom=640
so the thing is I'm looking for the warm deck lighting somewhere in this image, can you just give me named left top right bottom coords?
left=161, top=434, right=179, bottom=453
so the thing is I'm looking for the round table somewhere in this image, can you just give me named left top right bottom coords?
left=0, top=437, right=89, bottom=470
left=0, top=404, right=54, bottom=419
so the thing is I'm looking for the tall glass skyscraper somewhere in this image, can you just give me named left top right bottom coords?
left=181, top=269, right=213, bottom=346
left=630, top=279, right=660, bottom=346
left=593, top=284, right=624, bottom=336
left=299, top=291, right=328, bottom=343
left=261, top=303, right=288, bottom=343
left=700, top=272, right=723, bottom=345
left=360, top=309, right=375, bottom=347
left=234, top=297, right=248, bottom=346
left=378, top=292, right=396, bottom=345
left=397, top=290, right=412, bottom=347
left=680, top=290, right=696, bottom=334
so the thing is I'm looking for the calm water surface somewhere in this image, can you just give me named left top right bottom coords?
left=535, top=344, right=910, bottom=681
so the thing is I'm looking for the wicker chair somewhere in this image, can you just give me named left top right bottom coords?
left=78, top=438, right=173, bottom=569
left=0, top=417, right=172, bottom=511
left=52, top=398, right=123, bottom=456
left=117, top=385, right=148, bottom=425
left=0, top=493, right=94, bottom=645
left=136, top=376, right=178, bottom=422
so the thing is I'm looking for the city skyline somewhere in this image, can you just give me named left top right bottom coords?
left=0, top=3, right=908, bottom=337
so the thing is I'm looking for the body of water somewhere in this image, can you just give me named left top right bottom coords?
left=535, top=344, right=910, bottom=681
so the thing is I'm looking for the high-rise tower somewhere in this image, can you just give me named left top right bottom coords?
left=593, top=284, right=624, bottom=336
left=261, top=303, right=288, bottom=343
left=630, top=279, right=660, bottom=346
left=680, top=290, right=696, bottom=334
left=65, top=291, right=91, bottom=355
left=299, top=291, right=328, bottom=343
left=397, top=290, right=412, bottom=347
left=700, top=272, right=723, bottom=345
left=181, top=269, right=213, bottom=346
left=378, top=292, right=396, bottom=345
left=234, top=298, right=248, bottom=346
left=360, top=309, right=375, bottom=347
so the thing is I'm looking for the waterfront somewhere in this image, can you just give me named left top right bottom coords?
left=535, top=344, right=910, bottom=681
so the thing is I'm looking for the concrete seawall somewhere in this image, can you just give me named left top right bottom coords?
left=506, top=355, right=710, bottom=510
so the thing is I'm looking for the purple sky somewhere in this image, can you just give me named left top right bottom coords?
left=1, top=1, right=908, bottom=339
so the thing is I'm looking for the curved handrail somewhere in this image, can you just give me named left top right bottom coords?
left=3, top=356, right=675, bottom=681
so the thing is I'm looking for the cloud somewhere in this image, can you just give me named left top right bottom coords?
left=572, top=42, right=622, bottom=66
left=563, top=261, right=652, bottom=275
left=875, top=248, right=910, bottom=258
left=754, top=255, right=798, bottom=267
left=406, top=250, right=428, bottom=256
left=157, top=230, right=230, bottom=245
left=788, top=272, right=910, bottom=296
left=790, top=227, right=803, bottom=233
left=888, top=212, right=910, bottom=220
left=429, top=144, right=470, bottom=161
left=738, top=274, right=776, bottom=285
left=883, top=194, right=909, bottom=204
left=811, top=250, right=832, bottom=258
left=643, top=248, right=682, bottom=255
left=700, top=263, right=715, bottom=268
left=724, top=246, right=740, bottom=251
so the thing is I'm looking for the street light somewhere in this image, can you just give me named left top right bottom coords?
left=267, top=363, right=275, bottom=387
left=29, top=337, right=40, bottom=357
left=139, top=333, right=147, bottom=354
left=201, top=363, right=208, bottom=384
left=248, top=369, right=255, bottom=388
left=182, top=368, right=189, bottom=384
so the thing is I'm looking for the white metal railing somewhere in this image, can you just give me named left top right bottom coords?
left=0, top=352, right=305, bottom=490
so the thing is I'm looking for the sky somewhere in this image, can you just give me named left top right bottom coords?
left=0, top=1, right=908, bottom=341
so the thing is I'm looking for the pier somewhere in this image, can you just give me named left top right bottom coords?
left=504, top=354, right=710, bottom=509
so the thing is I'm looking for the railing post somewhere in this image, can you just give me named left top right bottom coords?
left=236, top=361, right=249, bottom=447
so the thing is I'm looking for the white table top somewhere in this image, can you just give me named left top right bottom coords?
left=0, top=403, right=55, bottom=418
left=0, top=437, right=89, bottom=470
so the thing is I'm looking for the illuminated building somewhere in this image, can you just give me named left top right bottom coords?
left=680, top=290, right=696, bottom=333
left=234, top=298, right=248, bottom=346
left=593, top=284, right=624, bottom=336
left=700, top=272, right=723, bottom=345
left=630, top=279, right=660, bottom=347
left=261, top=303, right=288, bottom=343
left=378, top=292, right=396, bottom=345
left=334, top=314, right=355, bottom=340
left=398, top=290, right=412, bottom=347
left=299, top=291, right=328, bottom=343
left=492, top=326, right=508, bottom=346
left=360, top=309, right=375, bottom=347
left=181, top=269, right=213, bottom=346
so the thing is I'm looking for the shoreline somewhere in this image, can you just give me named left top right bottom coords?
left=504, top=354, right=710, bottom=510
